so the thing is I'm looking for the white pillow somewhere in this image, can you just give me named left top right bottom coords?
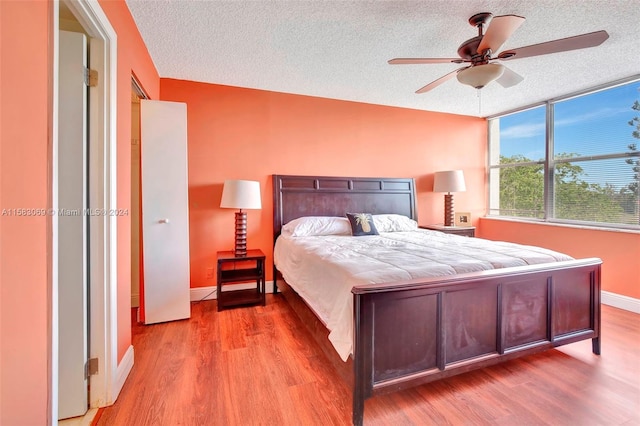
left=372, top=214, right=418, bottom=232
left=281, top=216, right=351, bottom=237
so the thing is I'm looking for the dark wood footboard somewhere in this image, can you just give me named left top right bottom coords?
left=351, top=258, right=601, bottom=426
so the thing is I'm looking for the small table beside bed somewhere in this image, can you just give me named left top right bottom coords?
left=271, top=174, right=602, bottom=426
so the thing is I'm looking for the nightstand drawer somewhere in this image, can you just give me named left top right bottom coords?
left=420, top=225, right=475, bottom=237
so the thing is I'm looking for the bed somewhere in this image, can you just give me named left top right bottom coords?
left=271, top=174, right=602, bottom=426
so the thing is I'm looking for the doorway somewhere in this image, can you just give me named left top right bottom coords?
left=51, top=0, right=120, bottom=423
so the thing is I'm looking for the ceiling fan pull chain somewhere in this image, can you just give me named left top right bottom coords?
left=477, top=88, right=482, bottom=116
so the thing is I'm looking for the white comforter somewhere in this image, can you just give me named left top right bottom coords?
left=274, top=229, right=573, bottom=362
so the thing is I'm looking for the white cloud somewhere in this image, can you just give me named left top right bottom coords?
left=500, top=106, right=631, bottom=140
left=501, top=122, right=545, bottom=139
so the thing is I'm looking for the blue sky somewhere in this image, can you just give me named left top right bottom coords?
left=497, top=79, right=640, bottom=187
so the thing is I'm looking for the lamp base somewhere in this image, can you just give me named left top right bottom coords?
left=444, top=194, right=455, bottom=227
left=234, top=210, right=247, bottom=257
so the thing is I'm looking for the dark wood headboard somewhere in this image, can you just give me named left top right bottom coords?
left=272, top=174, right=416, bottom=244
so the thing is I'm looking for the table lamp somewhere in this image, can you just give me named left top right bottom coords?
left=220, top=179, right=262, bottom=256
left=433, top=170, right=466, bottom=226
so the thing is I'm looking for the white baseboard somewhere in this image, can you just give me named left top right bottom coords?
left=190, top=286, right=217, bottom=301
left=113, top=345, right=134, bottom=401
left=133, top=282, right=275, bottom=307
left=602, top=291, right=640, bottom=314
left=190, top=281, right=274, bottom=302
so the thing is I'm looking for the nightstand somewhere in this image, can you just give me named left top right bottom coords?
left=216, top=249, right=266, bottom=311
left=420, top=224, right=475, bottom=237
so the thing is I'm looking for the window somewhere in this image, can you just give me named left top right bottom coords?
left=488, top=78, right=640, bottom=229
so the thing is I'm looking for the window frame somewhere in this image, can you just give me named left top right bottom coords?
left=487, top=75, right=640, bottom=231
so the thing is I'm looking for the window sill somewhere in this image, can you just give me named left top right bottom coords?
left=481, top=216, right=640, bottom=235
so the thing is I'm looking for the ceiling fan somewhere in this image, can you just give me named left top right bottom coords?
left=388, top=12, right=609, bottom=94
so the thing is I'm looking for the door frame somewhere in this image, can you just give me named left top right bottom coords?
left=50, top=0, right=121, bottom=422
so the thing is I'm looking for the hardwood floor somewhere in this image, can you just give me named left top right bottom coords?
left=97, top=298, right=639, bottom=426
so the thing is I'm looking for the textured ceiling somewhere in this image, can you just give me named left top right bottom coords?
left=125, top=0, right=640, bottom=118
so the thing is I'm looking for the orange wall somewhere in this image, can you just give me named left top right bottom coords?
left=0, top=1, right=51, bottom=425
left=99, top=0, right=160, bottom=365
left=159, top=79, right=488, bottom=288
left=479, top=218, right=640, bottom=299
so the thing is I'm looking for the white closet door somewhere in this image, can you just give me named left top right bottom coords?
left=58, top=30, right=88, bottom=420
left=141, top=100, right=191, bottom=324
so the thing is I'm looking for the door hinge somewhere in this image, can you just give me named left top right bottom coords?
left=85, top=357, right=99, bottom=379
left=84, top=67, right=98, bottom=87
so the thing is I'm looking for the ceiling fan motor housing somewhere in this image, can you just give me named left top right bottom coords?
left=457, top=36, right=483, bottom=61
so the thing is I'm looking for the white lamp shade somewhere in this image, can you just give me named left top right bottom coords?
left=457, top=64, right=504, bottom=89
left=220, top=180, right=262, bottom=209
left=433, top=170, right=466, bottom=193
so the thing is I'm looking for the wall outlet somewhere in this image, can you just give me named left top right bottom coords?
left=206, top=267, right=214, bottom=279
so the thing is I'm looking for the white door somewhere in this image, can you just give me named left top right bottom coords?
left=131, top=92, right=141, bottom=308
left=141, top=100, right=191, bottom=324
left=58, top=30, right=88, bottom=420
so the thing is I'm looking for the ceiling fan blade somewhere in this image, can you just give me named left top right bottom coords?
left=415, top=67, right=469, bottom=94
left=498, top=30, right=609, bottom=61
left=495, top=65, right=524, bottom=88
left=478, top=15, right=525, bottom=53
left=388, top=58, right=465, bottom=65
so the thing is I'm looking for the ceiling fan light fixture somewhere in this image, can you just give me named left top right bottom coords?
left=457, top=63, right=505, bottom=89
